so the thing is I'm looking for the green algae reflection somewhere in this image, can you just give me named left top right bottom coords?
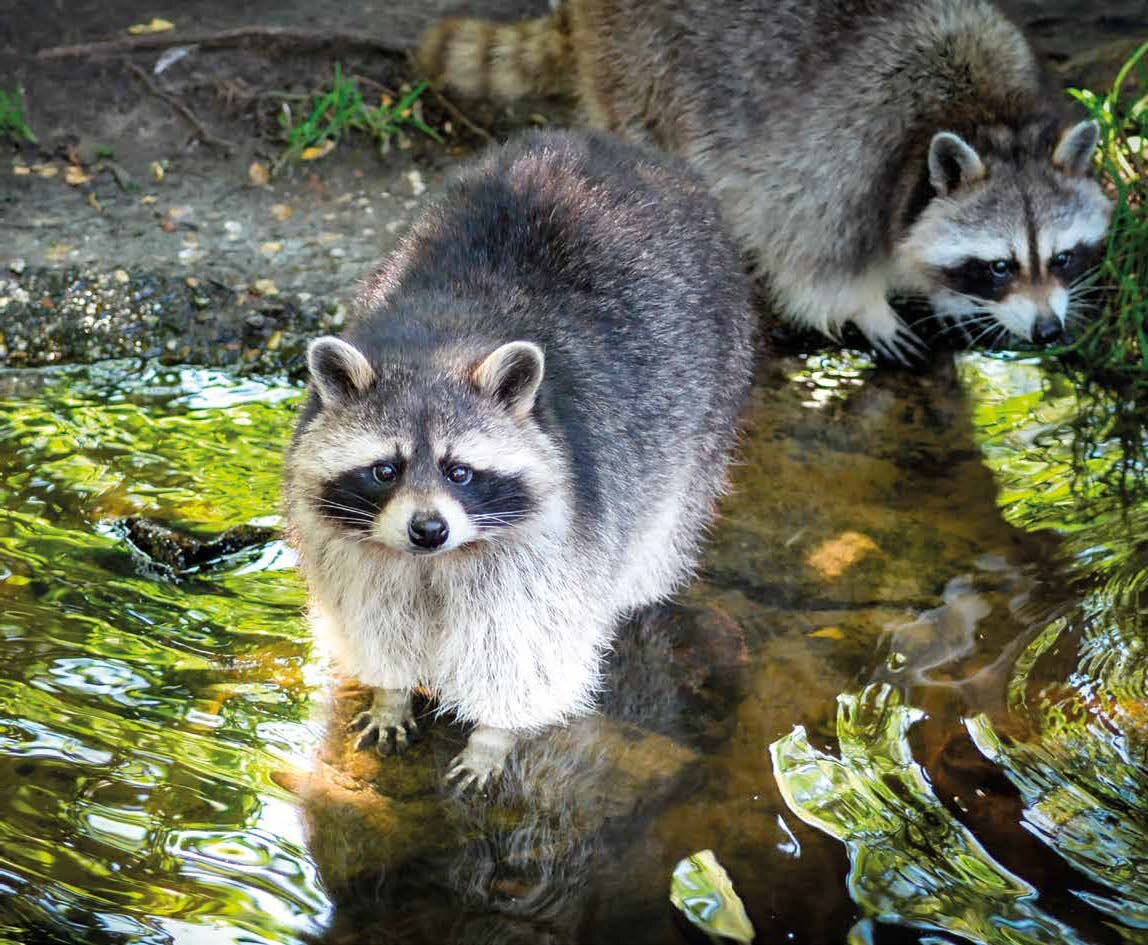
left=959, top=356, right=1148, bottom=935
left=772, top=355, right=1148, bottom=945
left=771, top=683, right=1086, bottom=945
left=0, top=363, right=328, bottom=945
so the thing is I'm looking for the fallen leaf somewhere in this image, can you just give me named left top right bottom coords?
left=33, top=163, right=58, bottom=178
left=806, top=531, right=879, bottom=580
left=260, top=241, right=283, bottom=257
left=65, top=165, right=93, bottom=186
left=670, top=850, right=755, bottom=943
left=141, top=194, right=158, bottom=205
left=252, top=278, right=279, bottom=296
left=127, top=17, right=175, bottom=35
left=300, top=140, right=336, bottom=161
left=248, top=161, right=270, bottom=187
left=809, top=626, right=846, bottom=641
left=12, top=164, right=30, bottom=176
left=113, top=269, right=130, bottom=284
left=149, top=161, right=166, bottom=182
left=86, top=193, right=103, bottom=212
left=166, top=205, right=192, bottom=220
left=270, top=203, right=293, bottom=222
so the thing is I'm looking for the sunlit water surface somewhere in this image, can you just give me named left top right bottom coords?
left=0, top=355, right=1143, bottom=945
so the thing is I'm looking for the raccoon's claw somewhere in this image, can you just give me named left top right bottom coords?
left=445, top=725, right=516, bottom=796
left=871, top=322, right=926, bottom=365
left=348, top=689, right=418, bottom=757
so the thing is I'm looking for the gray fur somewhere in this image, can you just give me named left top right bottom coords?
left=561, top=0, right=1113, bottom=353
left=284, top=131, right=756, bottom=782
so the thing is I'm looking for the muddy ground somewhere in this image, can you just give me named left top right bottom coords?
left=0, top=0, right=1144, bottom=371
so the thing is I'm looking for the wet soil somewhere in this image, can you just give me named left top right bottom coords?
left=0, top=0, right=1144, bottom=370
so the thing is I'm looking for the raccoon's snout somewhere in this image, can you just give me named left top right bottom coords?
left=408, top=513, right=449, bottom=550
left=1032, top=313, right=1063, bottom=344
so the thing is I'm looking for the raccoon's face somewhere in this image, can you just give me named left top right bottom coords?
left=290, top=336, right=562, bottom=557
left=898, top=120, right=1111, bottom=346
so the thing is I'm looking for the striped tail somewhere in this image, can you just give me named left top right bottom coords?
left=417, top=9, right=572, bottom=102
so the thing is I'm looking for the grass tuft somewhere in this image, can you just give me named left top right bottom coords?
left=278, top=64, right=441, bottom=169
left=1061, top=42, right=1148, bottom=392
left=0, top=87, right=37, bottom=143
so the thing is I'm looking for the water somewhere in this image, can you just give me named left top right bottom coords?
left=0, top=354, right=1143, bottom=945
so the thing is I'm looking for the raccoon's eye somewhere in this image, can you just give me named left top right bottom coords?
left=445, top=464, right=473, bottom=485
left=988, top=259, right=1012, bottom=278
left=1050, top=251, right=1073, bottom=270
left=371, top=462, right=398, bottom=484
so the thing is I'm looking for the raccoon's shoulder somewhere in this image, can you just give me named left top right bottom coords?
left=358, top=131, right=720, bottom=308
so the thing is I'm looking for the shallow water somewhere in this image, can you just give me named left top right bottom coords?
left=0, top=354, right=1143, bottom=945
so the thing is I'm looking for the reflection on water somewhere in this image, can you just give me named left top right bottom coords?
left=0, top=364, right=327, bottom=944
left=0, top=353, right=1144, bottom=944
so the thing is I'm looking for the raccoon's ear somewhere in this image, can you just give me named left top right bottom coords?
left=472, top=341, right=545, bottom=417
left=928, top=132, right=986, bottom=196
left=307, top=336, right=376, bottom=406
left=1053, top=120, right=1100, bottom=177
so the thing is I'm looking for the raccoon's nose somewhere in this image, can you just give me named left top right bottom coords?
left=1032, top=314, right=1064, bottom=344
left=408, top=514, right=448, bottom=549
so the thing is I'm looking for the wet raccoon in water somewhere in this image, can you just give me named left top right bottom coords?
left=283, top=131, right=756, bottom=788
left=418, top=0, right=1112, bottom=360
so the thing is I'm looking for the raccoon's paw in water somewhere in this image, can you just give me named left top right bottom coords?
left=348, top=688, right=419, bottom=756
left=856, top=303, right=927, bottom=366
left=445, top=725, right=516, bottom=795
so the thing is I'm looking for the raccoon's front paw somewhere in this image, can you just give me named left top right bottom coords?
left=445, top=725, right=516, bottom=795
left=348, top=688, right=418, bottom=756
left=856, top=304, right=926, bottom=365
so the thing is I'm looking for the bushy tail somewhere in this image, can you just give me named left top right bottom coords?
left=417, top=8, right=572, bottom=102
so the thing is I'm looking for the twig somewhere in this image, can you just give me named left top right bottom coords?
left=431, top=86, right=495, bottom=143
left=38, top=27, right=400, bottom=61
left=404, top=52, right=494, bottom=144
left=127, top=63, right=236, bottom=154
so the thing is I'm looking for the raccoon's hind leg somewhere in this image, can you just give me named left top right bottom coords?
left=348, top=688, right=419, bottom=756
left=445, top=725, right=516, bottom=794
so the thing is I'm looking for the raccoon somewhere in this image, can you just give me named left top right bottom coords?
left=283, top=130, right=755, bottom=788
left=418, top=0, right=1112, bottom=360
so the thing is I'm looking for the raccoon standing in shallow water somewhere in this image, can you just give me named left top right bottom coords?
left=284, top=131, right=755, bottom=788
left=419, top=0, right=1112, bottom=359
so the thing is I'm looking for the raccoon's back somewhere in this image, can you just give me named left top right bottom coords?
left=357, top=130, right=755, bottom=520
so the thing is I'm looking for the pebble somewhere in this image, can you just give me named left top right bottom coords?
left=223, top=220, right=243, bottom=240
left=405, top=170, right=426, bottom=197
left=9, top=259, right=25, bottom=275
left=329, top=247, right=346, bottom=259
left=245, top=313, right=266, bottom=329
left=113, top=269, right=130, bottom=284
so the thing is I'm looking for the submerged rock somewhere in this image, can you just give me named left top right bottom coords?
left=116, top=516, right=280, bottom=576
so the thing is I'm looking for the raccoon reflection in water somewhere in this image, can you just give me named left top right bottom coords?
left=283, top=130, right=756, bottom=789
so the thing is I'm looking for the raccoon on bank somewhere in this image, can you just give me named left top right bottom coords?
left=419, top=0, right=1112, bottom=360
left=283, top=131, right=755, bottom=788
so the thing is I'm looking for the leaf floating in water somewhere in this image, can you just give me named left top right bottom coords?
left=771, top=683, right=1088, bottom=945
left=670, top=849, right=755, bottom=943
